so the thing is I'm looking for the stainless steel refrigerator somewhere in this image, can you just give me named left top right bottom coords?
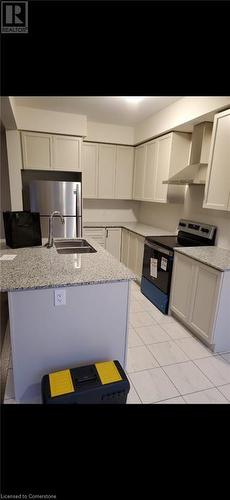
left=29, top=180, right=82, bottom=238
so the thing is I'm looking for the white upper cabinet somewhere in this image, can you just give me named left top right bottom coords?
left=133, top=132, right=190, bottom=204
left=115, top=146, right=134, bottom=199
left=52, top=135, right=82, bottom=171
left=133, top=144, right=146, bottom=200
left=98, top=144, right=116, bottom=199
left=154, top=134, right=172, bottom=203
left=21, top=132, right=52, bottom=170
left=203, top=108, right=230, bottom=211
left=143, top=140, right=158, bottom=201
left=21, top=131, right=82, bottom=171
left=81, top=142, right=98, bottom=198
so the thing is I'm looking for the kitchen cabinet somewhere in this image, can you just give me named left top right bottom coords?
left=21, top=131, right=53, bottom=170
left=21, top=131, right=82, bottom=171
left=105, top=228, right=121, bottom=260
left=81, top=142, right=98, bottom=198
left=133, top=144, right=146, bottom=200
left=83, top=227, right=106, bottom=247
left=115, top=146, right=134, bottom=200
left=142, top=140, right=158, bottom=201
left=121, top=228, right=145, bottom=281
left=133, top=132, right=191, bottom=203
left=52, top=135, right=81, bottom=171
left=203, top=108, right=230, bottom=211
left=127, top=231, right=138, bottom=273
left=135, top=234, right=145, bottom=279
left=170, top=252, right=230, bottom=351
left=121, top=229, right=130, bottom=267
left=154, top=134, right=172, bottom=203
left=82, top=143, right=134, bottom=200
left=98, top=144, right=116, bottom=199
left=83, top=226, right=121, bottom=260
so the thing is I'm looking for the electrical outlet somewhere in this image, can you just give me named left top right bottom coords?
left=54, top=289, right=66, bottom=306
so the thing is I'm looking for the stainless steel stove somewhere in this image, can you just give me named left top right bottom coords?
left=141, top=219, right=217, bottom=314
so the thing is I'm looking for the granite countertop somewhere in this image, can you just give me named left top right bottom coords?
left=175, top=246, right=230, bottom=272
left=84, top=221, right=176, bottom=237
left=0, top=239, right=136, bottom=292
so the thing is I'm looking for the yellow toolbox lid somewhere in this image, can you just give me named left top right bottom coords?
left=49, top=369, right=74, bottom=397
left=95, top=361, right=122, bottom=385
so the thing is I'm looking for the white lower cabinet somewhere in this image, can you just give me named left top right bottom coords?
left=105, top=228, right=121, bottom=260
left=121, top=229, right=130, bottom=267
left=170, top=252, right=230, bottom=352
left=83, top=226, right=121, bottom=260
left=83, top=227, right=106, bottom=248
left=121, top=229, right=145, bottom=281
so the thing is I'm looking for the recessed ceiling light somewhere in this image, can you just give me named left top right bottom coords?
left=125, top=97, right=145, bottom=104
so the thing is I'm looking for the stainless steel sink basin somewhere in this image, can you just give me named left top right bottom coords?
left=54, top=239, right=97, bottom=254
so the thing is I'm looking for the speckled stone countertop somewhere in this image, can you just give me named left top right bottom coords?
left=175, top=246, right=230, bottom=271
left=84, top=221, right=176, bottom=237
left=0, top=239, right=136, bottom=292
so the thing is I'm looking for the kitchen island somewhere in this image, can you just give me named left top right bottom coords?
left=0, top=240, right=135, bottom=403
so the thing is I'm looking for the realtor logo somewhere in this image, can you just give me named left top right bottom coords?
left=1, top=1, right=28, bottom=33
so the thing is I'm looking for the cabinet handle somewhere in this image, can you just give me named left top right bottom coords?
left=106, top=229, right=108, bottom=238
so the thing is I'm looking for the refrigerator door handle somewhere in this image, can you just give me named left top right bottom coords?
left=74, top=182, right=82, bottom=218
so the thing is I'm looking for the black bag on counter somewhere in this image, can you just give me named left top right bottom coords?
left=3, top=211, right=42, bottom=248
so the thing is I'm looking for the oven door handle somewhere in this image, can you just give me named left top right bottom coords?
left=145, top=241, right=174, bottom=256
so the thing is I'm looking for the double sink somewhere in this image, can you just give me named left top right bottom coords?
left=54, top=239, right=97, bottom=254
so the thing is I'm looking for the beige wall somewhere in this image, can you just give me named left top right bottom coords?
left=1, top=124, right=11, bottom=237
left=83, top=199, right=140, bottom=222
left=135, top=96, right=230, bottom=144
left=138, top=185, right=230, bottom=249
left=85, top=121, right=134, bottom=145
left=11, top=103, right=87, bottom=137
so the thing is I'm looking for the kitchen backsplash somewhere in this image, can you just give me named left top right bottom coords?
left=138, top=185, right=230, bottom=249
left=83, top=199, right=140, bottom=222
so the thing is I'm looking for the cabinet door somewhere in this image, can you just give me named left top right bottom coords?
left=52, top=135, right=82, bottom=171
left=115, top=146, right=134, bottom=199
left=82, top=143, right=98, bottom=198
left=83, top=227, right=105, bottom=247
left=135, top=235, right=145, bottom=280
left=203, top=109, right=230, bottom=211
left=170, top=253, right=195, bottom=322
left=133, top=144, right=146, bottom=200
left=143, top=140, right=158, bottom=201
left=21, top=131, right=52, bottom=170
left=105, top=228, right=121, bottom=260
left=154, top=134, right=172, bottom=203
left=127, top=232, right=138, bottom=272
left=189, top=263, right=221, bottom=342
left=98, top=144, right=116, bottom=199
left=121, top=229, right=130, bottom=267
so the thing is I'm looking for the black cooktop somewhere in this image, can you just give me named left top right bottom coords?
left=146, top=233, right=213, bottom=251
left=146, top=235, right=181, bottom=250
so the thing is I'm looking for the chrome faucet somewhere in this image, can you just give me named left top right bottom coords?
left=46, top=211, right=65, bottom=248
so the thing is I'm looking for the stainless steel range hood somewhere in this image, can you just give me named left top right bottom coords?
left=163, top=122, right=213, bottom=185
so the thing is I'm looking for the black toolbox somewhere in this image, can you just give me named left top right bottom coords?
left=41, top=360, right=130, bottom=404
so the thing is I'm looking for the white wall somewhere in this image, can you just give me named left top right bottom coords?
left=138, top=185, right=230, bottom=249
left=5, top=130, right=23, bottom=211
left=10, top=103, right=87, bottom=137
left=83, top=199, right=140, bottom=223
left=85, top=120, right=134, bottom=145
left=135, top=97, right=230, bottom=144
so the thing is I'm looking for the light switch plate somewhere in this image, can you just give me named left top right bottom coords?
left=54, top=289, right=66, bottom=306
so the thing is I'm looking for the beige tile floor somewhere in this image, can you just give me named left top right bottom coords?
left=3, top=281, right=230, bottom=404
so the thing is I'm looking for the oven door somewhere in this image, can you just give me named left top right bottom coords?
left=142, top=241, right=174, bottom=294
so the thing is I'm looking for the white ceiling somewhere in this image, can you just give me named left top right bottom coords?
left=13, top=96, right=182, bottom=126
